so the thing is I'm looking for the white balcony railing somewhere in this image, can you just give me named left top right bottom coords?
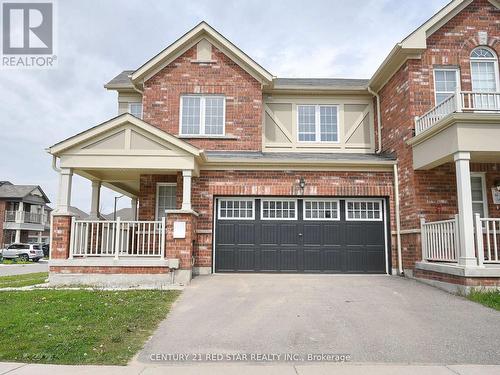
left=70, top=218, right=166, bottom=258
left=474, top=215, right=500, bottom=265
left=420, top=216, right=459, bottom=263
left=4, top=210, right=43, bottom=224
left=414, top=90, right=500, bottom=135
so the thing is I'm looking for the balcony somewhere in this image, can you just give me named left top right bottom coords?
left=408, top=90, right=500, bottom=170
left=4, top=210, right=49, bottom=231
left=415, top=91, right=500, bottom=135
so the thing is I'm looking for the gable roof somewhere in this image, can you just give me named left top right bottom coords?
left=48, top=113, right=203, bottom=157
left=130, top=21, right=274, bottom=86
left=369, top=0, right=500, bottom=92
left=0, top=184, right=50, bottom=203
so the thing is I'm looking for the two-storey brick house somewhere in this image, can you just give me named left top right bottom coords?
left=48, top=0, right=500, bottom=293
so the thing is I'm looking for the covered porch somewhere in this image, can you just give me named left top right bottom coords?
left=47, top=114, right=203, bottom=287
left=409, top=98, right=500, bottom=287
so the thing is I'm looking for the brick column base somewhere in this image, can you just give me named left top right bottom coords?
left=51, top=215, right=73, bottom=259
left=165, top=212, right=197, bottom=284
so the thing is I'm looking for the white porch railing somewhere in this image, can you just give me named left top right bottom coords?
left=420, top=216, right=459, bottom=262
left=474, top=215, right=500, bottom=265
left=414, top=90, right=500, bottom=135
left=5, top=210, right=43, bottom=224
left=69, top=217, right=166, bottom=258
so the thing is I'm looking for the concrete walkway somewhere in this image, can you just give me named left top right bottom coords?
left=138, top=274, right=500, bottom=364
left=0, top=260, right=48, bottom=276
left=1, top=362, right=500, bottom=375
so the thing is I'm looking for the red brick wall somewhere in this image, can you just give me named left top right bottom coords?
left=166, top=212, right=197, bottom=270
left=378, top=0, right=500, bottom=270
left=415, top=268, right=500, bottom=286
left=49, top=266, right=169, bottom=274
left=137, top=171, right=396, bottom=269
left=51, top=215, right=72, bottom=259
left=142, top=45, right=262, bottom=151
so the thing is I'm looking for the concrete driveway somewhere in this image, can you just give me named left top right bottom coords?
left=0, top=260, right=48, bottom=276
left=137, top=274, right=500, bottom=365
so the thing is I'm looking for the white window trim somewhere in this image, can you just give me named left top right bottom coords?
left=345, top=199, right=383, bottom=222
left=155, top=182, right=177, bottom=220
left=128, top=102, right=143, bottom=119
left=433, top=67, right=461, bottom=105
left=218, top=198, right=255, bottom=220
left=179, top=95, right=226, bottom=136
left=260, top=198, right=298, bottom=220
left=303, top=198, right=341, bottom=221
left=296, top=104, right=339, bottom=143
left=471, top=173, right=489, bottom=219
left=470, top=46, right=500, bottom=92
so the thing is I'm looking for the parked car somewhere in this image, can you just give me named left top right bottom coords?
left=1, top=243, right=44, bottom=262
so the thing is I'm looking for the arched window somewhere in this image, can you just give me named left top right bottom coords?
left=470, top=47, right=499, bottom=92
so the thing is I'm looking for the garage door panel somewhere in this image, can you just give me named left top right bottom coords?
left=279, top=224, right=299, bottom=244
left=280, top=249, right=299, bottom=271
left=366, top=250, right=386, bottom=273
left=237, top=248, right=256, bottom=271
left=303, top=224, right=321, bottom=245
left=260, top=249, right=279, bottom=271
left=215, top=248, right=236, bottom=271
left=261, top=224, right=278, bottom=245
left=346, top=249, right=365, bottom=272
left=322, top=224, right=342, bottom=245
left=217, top=223, right=235, bottom=244
left=215, top=198, right=387, bottom=274
left=237, top=223, right=256, bottom=245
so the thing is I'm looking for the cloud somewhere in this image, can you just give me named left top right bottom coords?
left=0, top=0, right=449, bottom=214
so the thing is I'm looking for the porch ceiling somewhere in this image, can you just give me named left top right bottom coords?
left=407, top=113, right=500, bottom=170
left=75, top=169, right=177, bottom=198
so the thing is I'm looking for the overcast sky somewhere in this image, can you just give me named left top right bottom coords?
left=0, top=0, right=448, bottom=214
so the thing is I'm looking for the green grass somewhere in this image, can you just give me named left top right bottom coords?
left=0, top=272, right=48, bottom=288
left=468, top=289, right=500, bottom=311
left=0, top=289, right=180, bottom=365
left=1, top=259, right=32, bottom=265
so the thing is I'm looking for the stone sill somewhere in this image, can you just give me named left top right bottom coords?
left=177, top=135, right=239, bottom=140
left=49, top=258, right=178, bottom=268
left=416, top=261, right=500, bottom=277
left=165, top=209, right=199, bottom=217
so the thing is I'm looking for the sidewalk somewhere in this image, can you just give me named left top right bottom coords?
left=1, top=362, right=499, bottom=375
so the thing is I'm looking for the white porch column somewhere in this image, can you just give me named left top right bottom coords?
left=181, top=170, right=192, bottom=211
left=131, top=198, right=138, bottom=220
left=454, top=152, right=476, bottom=267
left=15, top=201, right=24, bottom=223
left=55, top=168, right=73, bottom=215
left=89, top=180, right=101, bottom=219
left=15, top=229, right=21, bottom=243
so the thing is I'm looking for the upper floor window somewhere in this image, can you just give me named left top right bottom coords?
left=434, top=68, right=459, bottom=105
left=470, top=47, right=499, bottom=92
left=297, top=105, right=338, bottom=142
left=129, top=102, right=143, bottom=119
left=180, top=95, right=225, bottom=136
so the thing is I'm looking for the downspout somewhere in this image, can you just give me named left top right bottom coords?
left=393, top=164, right=403, bottom=275
left=367, top=86, right=382, bottom=154
left=51, top=155, right=61, bottom=173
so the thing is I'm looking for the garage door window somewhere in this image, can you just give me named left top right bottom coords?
left=346, top=200, right=382, bottom=221
left=303, top=200, right=339, bottom=220
left=261, top=199, right=297, bottom=220
left=219, top=199, right=254, bottom=220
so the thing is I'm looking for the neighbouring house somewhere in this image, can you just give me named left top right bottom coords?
left=102, top=208, right=134, bottom=221
left=47, top=0, right=500, bottom=292
left=0, top=181, right=51, bottom=247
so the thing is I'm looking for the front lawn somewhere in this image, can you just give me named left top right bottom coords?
left=0, top=272, right=48, bottom=288
left=0, top=289, right=180, bottom=365
left=468, top=289, right=500, bottom=311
